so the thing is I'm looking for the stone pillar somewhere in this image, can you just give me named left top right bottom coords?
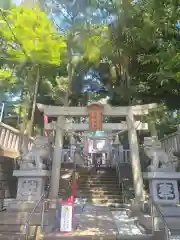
left=126, top=109, right=144, bottom=202
left=50, top=116, right=65, bottom=199
left=147, top=115, right=157, bottom=137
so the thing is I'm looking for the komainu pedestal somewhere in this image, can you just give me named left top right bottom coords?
left=14, top=170, right=50, bottom=201
left=1, top=137, right=53, bottom=239
left=143, top=137, right=180, bottom=233
left=12, top=137, right=51, bottom=202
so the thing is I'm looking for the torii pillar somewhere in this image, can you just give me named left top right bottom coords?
left=126, top=109, right=144, bottom=202
left=50, top=116, right=65, bottom=199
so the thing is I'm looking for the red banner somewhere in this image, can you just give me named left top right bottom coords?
left=44, top=114, right=48, bottom=136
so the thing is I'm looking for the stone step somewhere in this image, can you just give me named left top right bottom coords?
left=82, top=197, right=123, bottom=202
left=59, top=193, right=123, bottom=200
left=76, top=193, right=123, bottom=199
left=78, top=178, right=118, bottom=182
left=79, top=173, right=117, bottom=177
left=61, top=163, right=74, bottom=169
left=43, top=233, right=153, bottom=240
left=0, top=209, right=56, bottom=225
left=109, top=204, right=131, bottom=210
left=78, top=167, right=116, bottom=171
left=136, top=212, right=152, bottom=234
left=77, top=187, right=120, bottom=191
left=170, top=230, right=180, bottom=237
left=79, top=170, right=117, bottom=174
left=89, top=203, right=124, bottom=208
left=77, top=189, right=121, bottom=194
left=79, top=175, right=118, bottom=179
left=88, top=199, right=123, bottom=204
left=77, top=188, right=121, bottom=193
left=0, top=232, right=26, bottom=240
left=78, top=180, right=119, bottom=184
left=78, top=175, right=118, bottom=179
left=5, top=200, right=49, bottom=212
left=153, top=206, right=180, bottom=217
left=155, top=217, right=180, bottom=231
left=78, top=183, right=120, bottom=187
left=77, top=184, right=121, bottom=192
left=111, top=209, right=155, bottom=240
left=57, top=196, right=123, bottom=203
left=170, top=236, right=180, bottom=240
left=0, top=224, right=36, bottom=233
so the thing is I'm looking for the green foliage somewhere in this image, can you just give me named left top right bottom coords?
left=74, top=0, right=180, bottom=109
left=0, top=0, right=179, bottom=137
left=0, top=6, right=68, bottom=134
left=0, top=6, right=66, bottom=65
left=0, top=0, right=12, bottom=10
left=0, top=66, right=16, bottom=86
left=82, top=24, right=109, bottom=62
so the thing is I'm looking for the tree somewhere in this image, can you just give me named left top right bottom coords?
left=0, top=0, right=12, bottom=10
left=0, top=6, right=66, bottom=135
left=71, top=0, right=180, bottom=110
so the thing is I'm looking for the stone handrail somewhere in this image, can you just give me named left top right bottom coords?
left=160, top=131, right=180, bottom=153
left=0, top=122, right=33, bottom=158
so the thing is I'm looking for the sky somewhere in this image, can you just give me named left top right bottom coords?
left=12, top=0, right=21, bottom=5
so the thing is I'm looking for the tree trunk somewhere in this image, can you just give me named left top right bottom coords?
left=64, top=43, right=73, bottom=106
left=26, top=67, right=40, bottom=136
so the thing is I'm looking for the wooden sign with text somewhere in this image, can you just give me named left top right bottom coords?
left=87, top=102, right=104, bottom=130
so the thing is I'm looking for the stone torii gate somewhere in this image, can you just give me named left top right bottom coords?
left=37, top=103, right=156, bottom=202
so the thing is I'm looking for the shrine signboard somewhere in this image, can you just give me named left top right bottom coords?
left=87, top=102, right=104, bottom=131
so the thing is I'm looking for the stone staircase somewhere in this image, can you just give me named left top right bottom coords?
left=133, top=201, right=180, bottom=240
left=58, top=168, right=74, bottom=199
left=76, top=167, right=123, bottom=206
left=0, top=200, right=56, bottom=240
left=1, top=162, right=180, bottom=240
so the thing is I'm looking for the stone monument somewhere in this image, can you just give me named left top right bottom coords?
left=143, top=137, right=180, bottom=233
left=13, top=136, right=51, bottom=201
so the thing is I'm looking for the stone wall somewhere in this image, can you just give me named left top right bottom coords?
left=0, top=157, right=17, bottom=208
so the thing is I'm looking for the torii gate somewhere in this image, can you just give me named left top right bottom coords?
left=37, top=102, right=156, bottom=202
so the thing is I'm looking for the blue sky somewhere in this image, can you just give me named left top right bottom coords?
left=12, top=0, right=21, bottom=5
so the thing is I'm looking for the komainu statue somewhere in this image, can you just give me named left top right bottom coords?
left=144, top=137, right=178, bottom=172
left=20, top=136, right=52, bottom=170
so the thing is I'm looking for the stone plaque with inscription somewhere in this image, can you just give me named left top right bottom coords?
left=16, top=177, right=43, bottom=200
left=151, top=180, right=179, bottom=204
left=14, top=170, right=50, bottom=201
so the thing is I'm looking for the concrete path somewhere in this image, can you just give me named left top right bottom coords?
left=111, top=209, right=145, bottom=236
left=44, top=204, right=154, bottom=239
left=170, top=237, right=180, bottom=240
left=76, top=204, right=117, bottom=236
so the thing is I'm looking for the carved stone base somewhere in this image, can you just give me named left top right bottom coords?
left=142, top=171, right=180, bottom=233
left=150, top=179, right=179, bottom=204
left=143, top=171, right=180, bottom=204
left=13, top=170, right=50, bottom=201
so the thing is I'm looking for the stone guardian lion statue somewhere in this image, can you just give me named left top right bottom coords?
left=20, top=136, right=52, bottom=170
left=144, top=137, right=177, bottom=172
